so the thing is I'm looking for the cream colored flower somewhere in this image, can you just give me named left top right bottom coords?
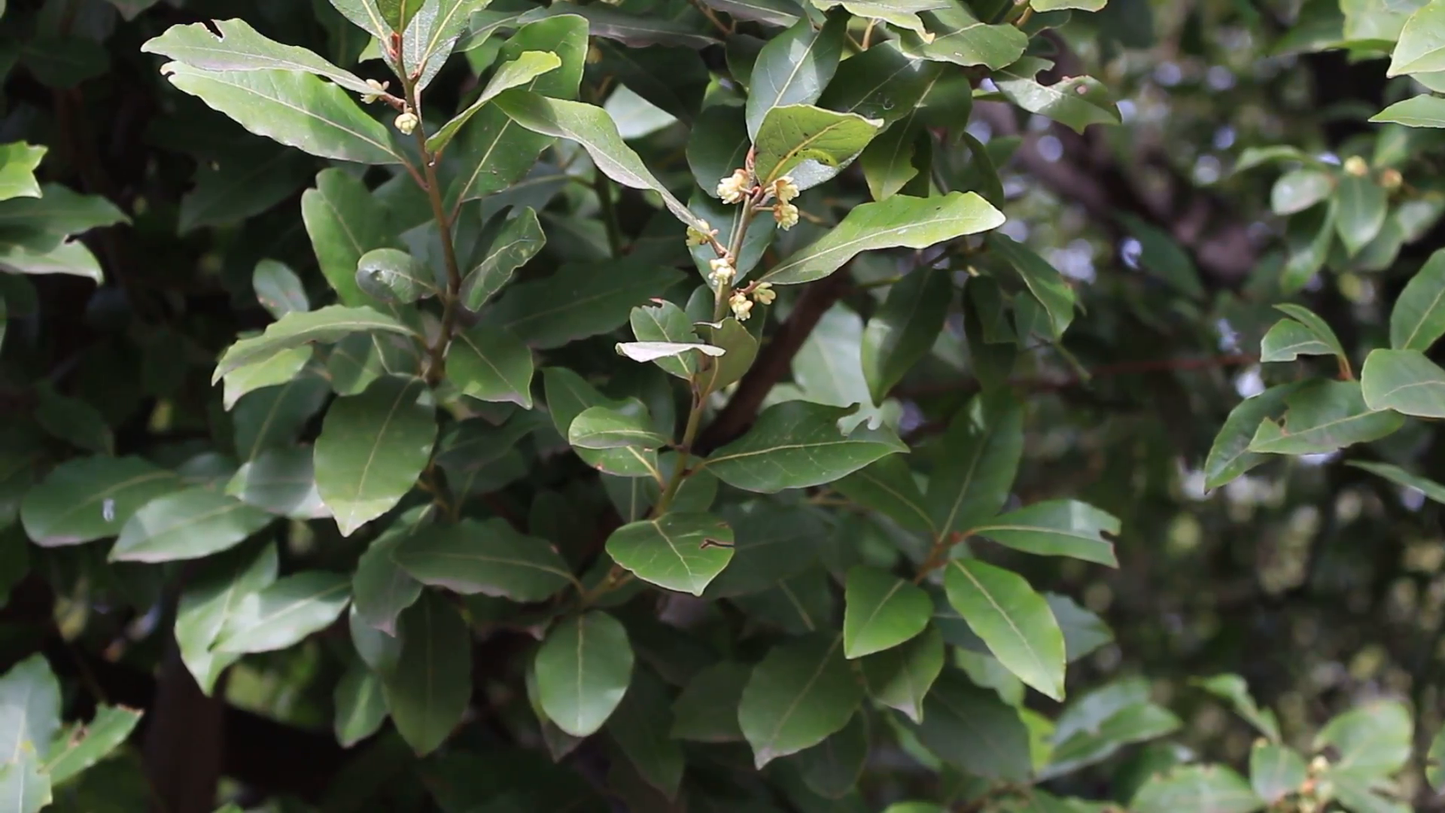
left=729, top=291, right=753, bottom=321
left=751, top=282, right=776, bottom=305
left=1381, top=168, right=1403, bottom=191
left=772, top=176, right=799, bottom=204
left=774, top=202, right=799, bottom=230
left=686, top=221, right=716, bottom=247
left=394, top=111, right=419, bottom=135
left=362, top=78, right=389, bottom=105
left=717, top=169, right=752, bottom=204
left=1343, top=155, right=1369, bottom=177
left=708, top=257, right=736, bottom=285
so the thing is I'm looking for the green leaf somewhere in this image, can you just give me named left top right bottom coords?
left=1191, top=674, right=1281, bottom=742
left=745, top=13, right=847, bottom=139
left=1389, top=1, right=1445, bottom=75
left=1114, top=214, right=1206, bottom=300
left=926, top=392, right=1023, bottom=538
left=703, top=506, right=824, bottom=597
left=1032, top=0, right=1105, bottom=8
left=160, top=64, right=402, bottom=165
left=687, top=105, right=751, bottom=196
left=994, top=58, right=1120, bottom=133
left=1429, top=724, right=1445, bottom=792
left=33, top=385, right=113, bottom=455
left=1260, top=318, right=1334, bottom=362
left=0, top=241, right=104, bottom=283
left=1349, top=460, right=1445, bottom=504
left=1271, top=168, right=1334, bottom=215
left=351, top=518, right=424, bottom=635
left=738, top=635, right=863, bottom=768
left=1247, top=380, right=1403, bottom=455
left=213, top=305, right=416, bottom=380
left=534, top=612, right=634, bottom=737
left=253, top=259, right=308, bottom=319
left=493, top=92, right=704, bottom=231
left=605, top=670, right=684, bottom=800
left=1204, top=383, right=1305, bottom=489
left=381, top=592, right=472, bottom=756
left=0, top=756, right=49, bottom=813
left=607, top=513, right=735, bottom=596
left=1391, top=248, right=1445, bottom=350
left=109, top=487, right=273, bottom=563
left=833, top=456, right=934, bottom=534
left=446, top=16, right=588, bottom=209
left=214, top=570, right=351, bottom=654
left=861, top=266, right=951, bottom=403
left=1131, top=766, right=1263, bottom=813
left=355, top=248, right=434, bottom=305
left=626, top=300, right=706, bottom=379
left=0, top=143, right=45, bottom=201
left=843, top=566, right=931, bottom=658
left=859, top=626, right=943, bottom=723
left=303, top=169, right=403, bottom=307
left=460, top=208, right=545, bottom=310
left=763, top=192, right=1004, bottom=285
left=43, top=705, right=143, bottom=785
left=330, top=0, right=395, bottom=37
left=141, top=18, right=377, bottom=96
left=793, top=710, right=869, bottom=798
left=698, top=0, right=802, bottom=26
left=1362, top=347, right=1445, bottom=417
left=393, top=519, right=574, bottom=601
left=488, top=259, right=685, bottom=349
left=671, top=661, right=751, bottom=742
left=233, top=371, right=332, bottom=461
left=315, top=376, right=436, bottom=536
left=568, top=404, right=670, bottom=450
left=427, top=51, right=562, bottom=154
left=910, top=670, right=1031, bottom=780
left=704, top=401, right=908, bottom=492
left=0, top=654, right=61, bottom=765
left=752, top=104, right=881, bottom=189
left=1371, top=94, right=1445, bottom=127
left=1315, top=699, right=1412, bottom=774
left=1335, top=171, right=1388, bottom=255
left=986, top=236, right=1076, bottom=340
left=334, top=657, right=387, bottom=748
left=404, top=0, right=490, bottom=91
left=818, top=43, right=942, bottom=125
left=1249, top=742, right=1307, bottom=805
left=176, top=543, right=278, bottom=695
left=696, top=318, right=759, bottom=395
left=972, top=501, right=1120, bottom=566
left=222, top=347, right=312, bottom=411
left=519, top=3, right=715, bottom=49
left=1282, top=201, right=1336, bottom=292
left=543, top=367, right=661, bottom=478
left=859, top=117, right=925, bottom=201
left=0, top=184, right=128, bottom=245
left=447, top=323, right=535, bottom=408
left=896, top=2, right=1027, bottom=69
left=944, top=559, right=1066, bottom=700
left=21, top=456, right=181, bottom=547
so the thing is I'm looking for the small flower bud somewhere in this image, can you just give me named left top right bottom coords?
left=1344, top=155, right=1369, bottom=177
left=751, top=282, right=776, bottom=305
left=708, top=257, right=736, bottom=285
left=772, top=176, right=800, bottom=204
left=774, top=202, right=799, bottom=230
left=1307, top=755, right=1329, bottom=775
left=686, top=221, right=716, bottom=247
left=394, top=111, right=420, bottom=135
left=717, top=169, right=752, bottom=204
left=362, top=78, right=389, bottom=105
left=729, top=291, right=753, bottom=321
left=1381, top=168, right=1403, bottom=191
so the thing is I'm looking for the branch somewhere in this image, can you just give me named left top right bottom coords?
left=694, top=271, right=851, bottom=454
